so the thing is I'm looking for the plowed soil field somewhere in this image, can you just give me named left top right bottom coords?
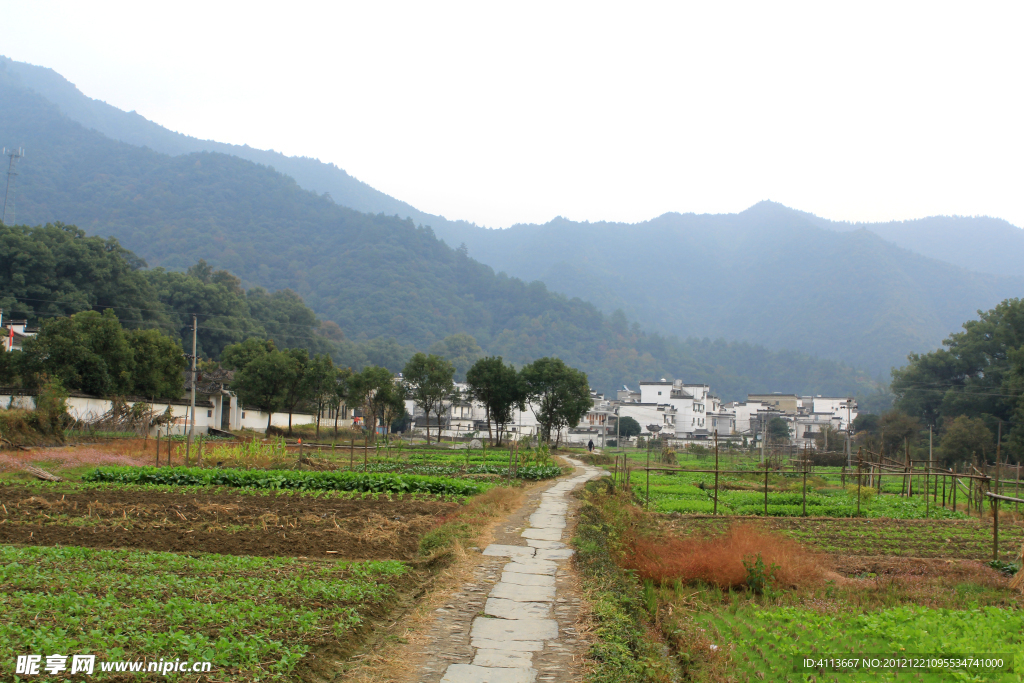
left=0, top=485, right=457, bottom=559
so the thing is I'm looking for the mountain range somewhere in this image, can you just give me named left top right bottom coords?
left=2, top=55, right=1021, bottom=401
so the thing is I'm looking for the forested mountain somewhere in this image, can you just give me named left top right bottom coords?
left=813, top=213, right=1024, bottom=279
left=0, top=64, right=873, bottom=400
left=433, top=203, right=1024, bottom=374
left=8, top=55, right=1021, bottom=375
left=0, top=56, right=476, bottom=237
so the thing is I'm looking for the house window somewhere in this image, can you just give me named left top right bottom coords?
left=242, top=412, right=246, bottom=419
left=657, top=391, right=662, bottom=396
left=207, top=410, right=212, bottom=418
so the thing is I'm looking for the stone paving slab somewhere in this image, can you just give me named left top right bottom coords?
left=489, top=582, right=556, bottom=602
left=521, top=528, right=563, bottom=541
left=440, top=663, right=538, bottom=683
left=500, top=571, right=556, bottom=587
left=470, top=617, right=558, bottom=641
left=528, top=515, right=566, bottom=528
left=484, top=597, right=552, bottom=619
left=483, top=544, right=537, bottom=558
left=470, top=639, right=545, bottom=652
left=525, top=539, right=565, bottom=550
left=534, top=548, right=574, bottom=561
left=503, top=560, right=557, bottom=575
left=472, top=649, right=536, bottom=668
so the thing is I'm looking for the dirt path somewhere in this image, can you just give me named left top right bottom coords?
left=400, top=457, right=604, bottom=683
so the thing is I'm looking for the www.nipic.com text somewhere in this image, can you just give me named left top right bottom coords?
left=16, top=654, right=213, bottom=676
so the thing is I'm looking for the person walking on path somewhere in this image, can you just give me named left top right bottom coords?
left=587, top=439, right=594, bottom=453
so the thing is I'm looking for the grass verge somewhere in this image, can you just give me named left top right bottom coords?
left=572, top=478, right=678, bottom=683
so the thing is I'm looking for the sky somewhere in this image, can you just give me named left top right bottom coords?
left=2, top=1, right=1023, bottom=229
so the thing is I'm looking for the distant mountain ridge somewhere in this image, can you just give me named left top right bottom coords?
left=9, top=55, right=1021, bottom=282
left=429, top=202, right=1024, bottom=373
left=0, top=55, right=477, bottom=237
left=2, top=54, right=1022, bottom=377
left=0, top=61, right=875, bottom=401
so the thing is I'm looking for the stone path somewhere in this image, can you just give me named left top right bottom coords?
left=436, top=458, right=605, bottom=683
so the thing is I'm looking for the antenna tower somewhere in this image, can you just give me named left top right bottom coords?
left=2, top=147, right=25, bottom=226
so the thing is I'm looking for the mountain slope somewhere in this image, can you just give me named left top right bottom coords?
left=0, top=64, right=872, bottom=400
left=8, top=54, right=1021, bottom=369
left=426, top=202, right=1024, bottom=373
left=0, top=55, right=478, bottom=238
left=813, top=214, right=1024, bottom=279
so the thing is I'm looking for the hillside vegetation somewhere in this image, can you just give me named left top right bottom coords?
left=5, top=56, right=1021, bottom=376
left=434, top=204, right=1024, bottom=374
left=0, top=72, right=876, bottom=399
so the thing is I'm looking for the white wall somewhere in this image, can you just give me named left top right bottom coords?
left=639, top=382, right=672, bottom=404
left=0, top=393, right=316, bottom=436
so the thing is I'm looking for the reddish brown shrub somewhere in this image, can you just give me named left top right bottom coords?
left=623, top=523, right=824, bottom=589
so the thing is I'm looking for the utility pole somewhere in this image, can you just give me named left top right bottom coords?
left=846, top=398, right=853, bottom=467
left=2, top=148, right=24, bottom=226
left=615, top=407, right=620, bottom=454
left=760, top=413, right=767, bottom=464
left=927, top=424, right=932, bottom=518
left=186, top=314, right=198, bottom=465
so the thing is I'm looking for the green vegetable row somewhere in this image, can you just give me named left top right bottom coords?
left=83, top=466, right=483, bottom=496
left=0, top=545, right=406, bottom=680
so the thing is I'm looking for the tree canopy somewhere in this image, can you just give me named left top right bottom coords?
left=17, top=309, right=185, bottom=398
left=520, top=357, right=592, bottom=446
left=465, top=356, right=525, bottom=445
left=403, top=353, right=456, bottom=444
left=892, top=297, right=1024, bottom=461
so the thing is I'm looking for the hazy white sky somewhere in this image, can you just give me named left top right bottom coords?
left=3, top=1, right=1023, bottom=228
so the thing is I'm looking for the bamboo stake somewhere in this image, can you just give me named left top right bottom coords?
left=994, top=423, right=1001, bottom=561
left=856, top=449, right=863, bottom=517
left=713, top=430, right=719, bottom=516
left=953, top=465, right=957, bottom=512
left=802, top=459, right=807, bottom=517
left=763, top=460, right=769, bottom=516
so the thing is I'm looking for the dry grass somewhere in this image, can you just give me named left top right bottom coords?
left=0, top=440, right=157, bottom=473
left=624, top=523, right=826, bottom=590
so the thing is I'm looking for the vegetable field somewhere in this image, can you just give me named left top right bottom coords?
left=0, top=545, right=408, bottom=680
left=697, top=602, right=1021, bottom=682
left=83, top=465, right=486, bottom=496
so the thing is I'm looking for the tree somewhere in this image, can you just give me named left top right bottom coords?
left=303, top=354, right=337, bottom=441
left=852, top=413, right=880, bottom=436
left=767, top=417, right=791, bottom=443
left=125, top=327, right=188, bottom=398
left=280, top=348, right=310, bottom=433
left=520, top=357, right=591, bottom=446
left=21, top=309, right=137, bottom=396
left=940, top=415, right=993, bottom=466
left=404, top=353, right=456, bottom=444
left=615, top=415, right=642, bottom=439
left=892, top=298, right=1024, bottom=431
left=878, top=409, right=921, bottom=459
left=332, top=366, right=353, bottom=438
left=0, top=222, right=165, bottom=331
left=222, top=338, right=293, bottom=431
left=466, top=356, right=525, bottom=445
left=813, top=424, right=844, bottom=452
left=429, top=333, right=483, bottom=380
left=350, top=366, right=403, bottom=443
left=146, top=265, right=264, bottom=359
